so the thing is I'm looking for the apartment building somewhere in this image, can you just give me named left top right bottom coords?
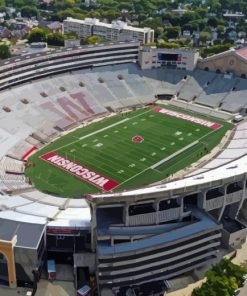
left=63, top=17, right=154, bottom=44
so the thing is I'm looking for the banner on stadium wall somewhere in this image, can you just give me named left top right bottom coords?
left=153, top=107, right=222, bottom=130
left=40, top=151, right=119, bottom=191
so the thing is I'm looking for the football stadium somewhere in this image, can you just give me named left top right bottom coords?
left=1, top=42, right=247, bottom=295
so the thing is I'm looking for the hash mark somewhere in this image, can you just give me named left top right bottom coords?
left=128, top=163, right=136, bottom=168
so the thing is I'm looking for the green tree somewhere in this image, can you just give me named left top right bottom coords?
left=0, top=0, right=5, bottom=7
left=21, top=6, right=39, bottom=18
left=0, top=44, right=11, bottom=60
left=47, top=32, right=64, bottom=46
left=200, top=43, right=232, bottom=57
left=164, top=26, right=181, bottom=39
left=28, top=28, right=47, bottom=43
left=158, top=41, right=180, bottom=49
left=86, top=35, right=101, bottom=44
left=207, top=17, right=219, bottom=28
left=192, top=259, right=247, bottom=296
left=199, top=31, right=211, bottom=44
left=14, top=0, right=35, bottom=7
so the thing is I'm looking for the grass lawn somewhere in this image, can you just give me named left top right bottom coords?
left=25, top=104, right=233, bottom=197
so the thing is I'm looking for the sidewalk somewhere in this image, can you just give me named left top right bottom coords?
left=0, top=279, right=75, bottom=296
left=35, top=280, right=76, bottom=296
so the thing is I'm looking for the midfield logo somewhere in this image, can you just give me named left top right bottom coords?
left=132, top=135, right=144, bottom=143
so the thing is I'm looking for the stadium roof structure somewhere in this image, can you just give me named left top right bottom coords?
left=0, top=217, right=46, bottom=248
left=47, top=208, right=91, bottom=229
left=0, top=40, right=139, bottom=68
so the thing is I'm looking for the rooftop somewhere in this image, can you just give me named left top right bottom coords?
left=0, top=217, right=46, bottom=248
left=64, top=17, right=153, bottom=33
left=235, top=47, right=247, bottom=60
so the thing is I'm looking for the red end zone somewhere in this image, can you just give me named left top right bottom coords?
left=40, top=152, right=119, bottom=191
left=153, top=107, right=222, bottom=130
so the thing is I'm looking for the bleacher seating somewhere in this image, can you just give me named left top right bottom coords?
left=1, top=63, right=247, bottom=193
left=195, top=75, right=236, bottom=108
left=178, top=70, right=216, bottom=101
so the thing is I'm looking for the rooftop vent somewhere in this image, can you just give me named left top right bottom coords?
left=3, top=106, right=11, bottom=112
left=79, top=82, right=85, bottom=87
left=226, top=164, right=238, bottom=169
left=60, top=86, right=66, bottom=92
left=118, top=74, right=124, bottom=80
left=21, top=99, right=29, bottom=104
left=194, top=175, right=204, bottom=179
left=98, top=77, right=104, bottom=83
left=40, top=92, right=48, bottom=97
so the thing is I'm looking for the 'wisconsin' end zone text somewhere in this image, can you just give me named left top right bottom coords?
left=153, top=107, right=222, bottom=130
left=40, top=152, right=119, bottom=191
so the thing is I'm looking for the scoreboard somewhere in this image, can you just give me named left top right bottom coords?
left=157, top=53, right=182, bottom=62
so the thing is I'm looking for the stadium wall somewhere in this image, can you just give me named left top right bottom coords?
left=197, top=48, right=247, bottom=77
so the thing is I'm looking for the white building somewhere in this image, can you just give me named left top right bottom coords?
left=63, top=17, right=154, bottom=44
left=84, top=0, right=97, bottom=6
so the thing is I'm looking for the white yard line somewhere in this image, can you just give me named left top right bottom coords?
left=151, top=141, right=199, bottom=169
left=55, top=108, right=152, bottom=152
left=116, top=166, right=151, bottom=188
left=79, top=118, right=129, bottom=140
left=118, top=127, right=218, bottom=187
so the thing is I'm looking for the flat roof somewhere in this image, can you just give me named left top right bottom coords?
left=0, top=210, right=47, bottom=224
left=236, top=47, right=247, bottom=60
left=64, top=17, right=152, bottom=33
left=0, top=217, right=46, bottom=248
left=47, top=208, right=91, bottom=229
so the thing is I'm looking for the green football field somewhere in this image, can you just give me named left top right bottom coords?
left=25, top=105, right=232, bottom=197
